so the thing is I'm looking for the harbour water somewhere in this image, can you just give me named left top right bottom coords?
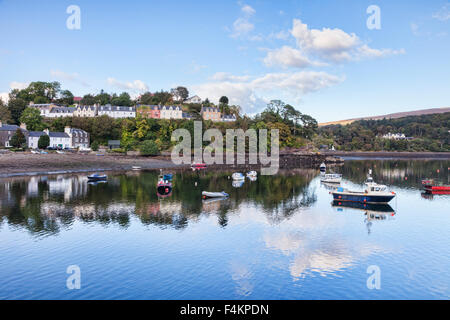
left=0, top=159, right=449, bottom=299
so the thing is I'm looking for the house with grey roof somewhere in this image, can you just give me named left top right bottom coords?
left=28, top=127, right=89, bottom=149
left=160, top=105, right=182, bottom=119
left=0, top=121, right=28, bottom=147
left=98, top=105, right=136, bottom=118
left=64, top=127, right=90, bottom=149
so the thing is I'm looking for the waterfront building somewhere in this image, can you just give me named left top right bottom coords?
left=0, top=121, right=28, bottom=147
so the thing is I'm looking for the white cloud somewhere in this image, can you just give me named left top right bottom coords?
left=263, top=45, right=325, bottom=68
left=432, top=3, right=450, bottom=21
left=230, top=3, right=256, bottom=38
left=241, top=4, right=255, bottom=16
left=107, top=78, right=149, bottom=92
left=267, top=30, right=290, bottom=41
left=0, top=81, right=30, bottom=103
left=192, top=70, right=343, bottom=114
left=263, top=19, right=405, bottom=66
left=50, top=70, right=90, bottom=87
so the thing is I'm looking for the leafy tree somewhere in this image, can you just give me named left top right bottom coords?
left=10, top=128, right=26, bottom=148
left=19, top=107, right=43, bottom=131
left=0, top=99, right=12, bottom=123
left=95, top=90, right=111, bottom=105
left=140, top=140, right=159, bottom=156
left=38, top=134, right=50, bottom=149
left=91, top=141, right=99, bottom=151
left=219, top=96, right=229, bottom=105
left=7, top=97, right=27, bottom=124
left=81, top=94, right=96, bottom=105
left=171, top=86, right=189, bottom=102
left=111, top=92, right=132, bottom=106
left=57, top=90, right=74, bottom=105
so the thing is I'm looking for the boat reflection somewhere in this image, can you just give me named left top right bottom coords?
left=332, top=200, right=396, bottom=234
left=232, top=180, right=245, bottom=188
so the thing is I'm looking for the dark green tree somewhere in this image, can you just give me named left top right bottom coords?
left=38, top=134, right=50, bottom=149
left=10, top=128, right=26, bottom=148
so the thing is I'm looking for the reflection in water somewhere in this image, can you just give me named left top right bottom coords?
left=332, top=201, right=396, bottom=234
left=0, top=160, right=449, bottom=299
left=0, top=169, right=317, bottom=235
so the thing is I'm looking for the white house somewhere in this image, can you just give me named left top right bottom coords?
left=98, top=105, right=136, bottom=118
left=160, top=106, right=182, bottom=119
left=47, top=106, right=76, bottom=118
left=184, top=95, right=202, bottom=104
left=28, top=127, right=88, bottom=149
left=74, top=105, right=98, bottom=117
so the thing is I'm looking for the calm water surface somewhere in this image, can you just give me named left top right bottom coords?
left=0, top=160, right=449, bottom=299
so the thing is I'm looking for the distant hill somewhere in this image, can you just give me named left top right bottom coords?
left=319, top=107, right=450, bottom=127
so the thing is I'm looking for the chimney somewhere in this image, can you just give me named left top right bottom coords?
left=20, top=123, right=27, bottom=130
left=64, top=126, right=71, bottom=135
left=0, top=120, right=2, bottom=128
left=44, top=128, right=50, bottom=135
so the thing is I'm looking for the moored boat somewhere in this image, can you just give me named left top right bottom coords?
left=157, top=178, right=172, bottom=197
left=246, top=171, right=257, bottom=178
left=132, top=166, right=141, bottom=171
left=191, top=163, right=207, bottom=171
left=331, top=170, right=396, bottom=204
left=422, top=179, right=450, bottom=194
left=232, top=172, right=245, bottom=180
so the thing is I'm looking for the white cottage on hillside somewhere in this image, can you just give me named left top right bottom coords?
left=160, top=106, right=182, bottom=119
left=98, top=105, right=136, bottom=118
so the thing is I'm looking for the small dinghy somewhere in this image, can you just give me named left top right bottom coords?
left=246, top=171, right=257, bottom=178
left=202, top=191, right=229, bottom=199
left=191, top=163, right=207, bottom=171
left=132, top=166, right=141, bottom=171
left=232, top=172, right=245, bottom=180
left=87, top=173, right=107, bottom=182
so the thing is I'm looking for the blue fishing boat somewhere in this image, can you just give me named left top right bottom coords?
left=331, top=170, right=396, bottom=204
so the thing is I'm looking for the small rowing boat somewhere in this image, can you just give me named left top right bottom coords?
left=132, top=166, right=141, bottom=171
left=320, top=162, right=326, bottom=173
left=202, top=191, right=229, bottom=199
left=191, top=163, right=207, bottom=171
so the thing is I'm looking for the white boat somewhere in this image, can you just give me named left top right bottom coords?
left=246, top=171, right=257, bottom=178
left=31, top=150, right=39, bottom=154
left=56, top=150, right=65, bottom=154
left=202, top=191, right=229, bottom=198
left=132, top=166, right=141, bottom=171
left=232, top=172, right=245, bottom=180
left=320, top=173, right=342, bottom=183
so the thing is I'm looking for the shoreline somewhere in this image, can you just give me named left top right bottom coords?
left=322, top=151, right=450, bottom=160
left=0, top=151, right=448, bottom=179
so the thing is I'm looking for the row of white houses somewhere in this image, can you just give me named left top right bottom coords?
left=29, top=103, right=237, bottom=122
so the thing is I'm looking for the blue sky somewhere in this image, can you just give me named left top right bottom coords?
left=1, top=0, right=449, bottom=122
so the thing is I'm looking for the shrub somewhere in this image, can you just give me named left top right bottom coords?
left=91, top=141, right=99, bottom=151
left=10, top=129, right=26, bottom=148
left=140, top=140, right=159, bottom=156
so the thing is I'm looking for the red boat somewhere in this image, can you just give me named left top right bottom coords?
left=191, top=163, right=207, bottom=171
left=422, top=179, right=450, bottom=194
